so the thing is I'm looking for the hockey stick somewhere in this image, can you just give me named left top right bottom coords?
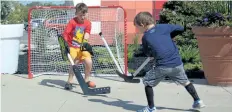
left=58, top=35, right=110, bottom=95
left=116, top=57, right=153, bottom=81
left=98, top=32, right=141, bottom=83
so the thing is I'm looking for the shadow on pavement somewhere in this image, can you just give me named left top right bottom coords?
left=95, top=75, right=210, bottom=86
left=39, top=79, right=82, bottom=94
left=39, top=79, right=109, bottom=98
left=88, top=98, right=199, bottom=112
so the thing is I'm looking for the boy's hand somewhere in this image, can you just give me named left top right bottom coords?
left=133, top=50, right=147, bottom=57
left=133, top=45, right=154, bottom=57
left=80, top=40, right=94, bottom=56
left=82, top=39, right=88, bottom=43
left=133, top=46, right=147, bottom=57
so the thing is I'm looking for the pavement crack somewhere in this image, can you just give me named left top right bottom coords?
left=221, top=87, right=232, bottom=96
left=57, top=100, right=67, bottom=112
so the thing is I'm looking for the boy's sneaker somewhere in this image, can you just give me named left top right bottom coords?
left=137, top=106, right=156, bottom=112
left=192, top=100, right=206, bottom=109
left=64, top=83, right=73, bottom=90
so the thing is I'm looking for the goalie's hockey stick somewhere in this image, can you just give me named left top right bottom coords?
left=99, top=32, right=142, bottom=83
left=58, top=35, right=110, bottom=95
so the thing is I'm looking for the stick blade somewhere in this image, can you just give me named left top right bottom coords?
left=115, top=70, right=140, bottom=83
left=88, top=87, right=111, bottom=95
left=73, top=65, right=111, bottom=95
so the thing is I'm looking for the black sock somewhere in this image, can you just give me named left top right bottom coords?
left=145, top=86, right=154, bottom=108
left=185, top=83, right=200, bottom=101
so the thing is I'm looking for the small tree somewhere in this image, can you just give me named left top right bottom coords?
left=6, top=3, right=25, bottom=24
left=1, top=1, right=13, bottom=24
left=1, top=1, right=26, bottom=24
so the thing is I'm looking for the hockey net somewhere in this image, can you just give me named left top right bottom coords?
left=28, top=6, right=128, bottom=78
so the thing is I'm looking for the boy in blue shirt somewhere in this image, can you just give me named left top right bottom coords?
left=133, top=12, right=206, bottom=112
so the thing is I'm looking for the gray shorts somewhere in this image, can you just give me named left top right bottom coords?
left=143, top=64, right=189, bottom=87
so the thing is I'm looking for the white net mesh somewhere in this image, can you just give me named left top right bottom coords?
left=28, top=6, right=127, bottom=77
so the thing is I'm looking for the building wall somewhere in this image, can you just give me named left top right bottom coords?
left=72, top=0, right=167, bottom=44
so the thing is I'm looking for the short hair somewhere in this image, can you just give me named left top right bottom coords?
left=134, top=12, right=154, bottom=26
left=75, top=3, right=88, bottom=14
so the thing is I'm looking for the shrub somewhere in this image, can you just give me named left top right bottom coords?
left=178, top=45, right=199, bottom=63
left=127, top=34, right=140, bottom=62
left=158, top=1, right=232, bottom=73
left=194, top=12, right=232, bottom=27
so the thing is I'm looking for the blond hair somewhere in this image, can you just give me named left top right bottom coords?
left=75, top=3, right=88, bottom=14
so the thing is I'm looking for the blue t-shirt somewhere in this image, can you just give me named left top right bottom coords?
left=142, top=24, right=184, bottom=67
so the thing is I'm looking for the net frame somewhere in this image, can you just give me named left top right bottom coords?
left=27, top=6, right=128, bottom=79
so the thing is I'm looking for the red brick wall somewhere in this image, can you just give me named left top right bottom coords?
left=154, top=1, right=167, bottom=20
left=100, top=0, right=167, bottom=44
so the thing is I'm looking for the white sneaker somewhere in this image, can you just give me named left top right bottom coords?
left=137, top=106, right=157, bottom=112
left=192, top=100, right=206, bottom=109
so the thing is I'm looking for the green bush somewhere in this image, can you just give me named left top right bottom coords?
left=127, top=34, right=140, bottom=62
left=159, top=1, right=203, bottom=47
left=178, top=45, right=199, bottom=63
left=184, top=62, right=202, bottom=71
left=158, top=1, right=202, bottom=71
left=178, top=45, right=202, bottom=71
left=93, top=47, right=114, bottom=66
left=158, top=1, right=232, bottom=71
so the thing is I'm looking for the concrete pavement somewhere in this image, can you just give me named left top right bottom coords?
left=1, top=74, right=232, bottom=112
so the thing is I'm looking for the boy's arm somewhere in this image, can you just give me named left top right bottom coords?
left=134, top=36, right=152, bottom=57
left=168, top=24, right=184, bottom=33
left=81, top=21, right=94, bottom=56
left=168, top=24, right=185, bottom=39
left=84, top=21, right=91, bottom=40
left=63, top=20, right=74, bottom=45
left=141, top=37, right=150, bottom=55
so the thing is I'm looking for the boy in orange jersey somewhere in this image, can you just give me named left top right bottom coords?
left=63, top=3, right=95, bottom=90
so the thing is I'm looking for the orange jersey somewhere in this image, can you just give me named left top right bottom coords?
left=63, top=17, right=91, bottom=48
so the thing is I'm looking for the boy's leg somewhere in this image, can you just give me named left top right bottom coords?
left=137, top=67, right=166, bottom=112
left=67, top=59, right=80, bottom=83
left=64, top=66, right=75, bottom=90
left=81, top=51, right=95, bottom=88
left=64, top=47, right=79, bottom=90
left=168, top=64, right=206, bottom=109
left=184, top=82, right=206, bottom=109
left=67, top=66, right=75, bottom=83
left=83, top=57, right=92, bottom=82
left=145, top=86, right=154, bottom=109
left=184, top=81, right=200, bottom=102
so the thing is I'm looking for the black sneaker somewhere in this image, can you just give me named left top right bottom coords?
left=64, top=83, right=73, bottom=90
